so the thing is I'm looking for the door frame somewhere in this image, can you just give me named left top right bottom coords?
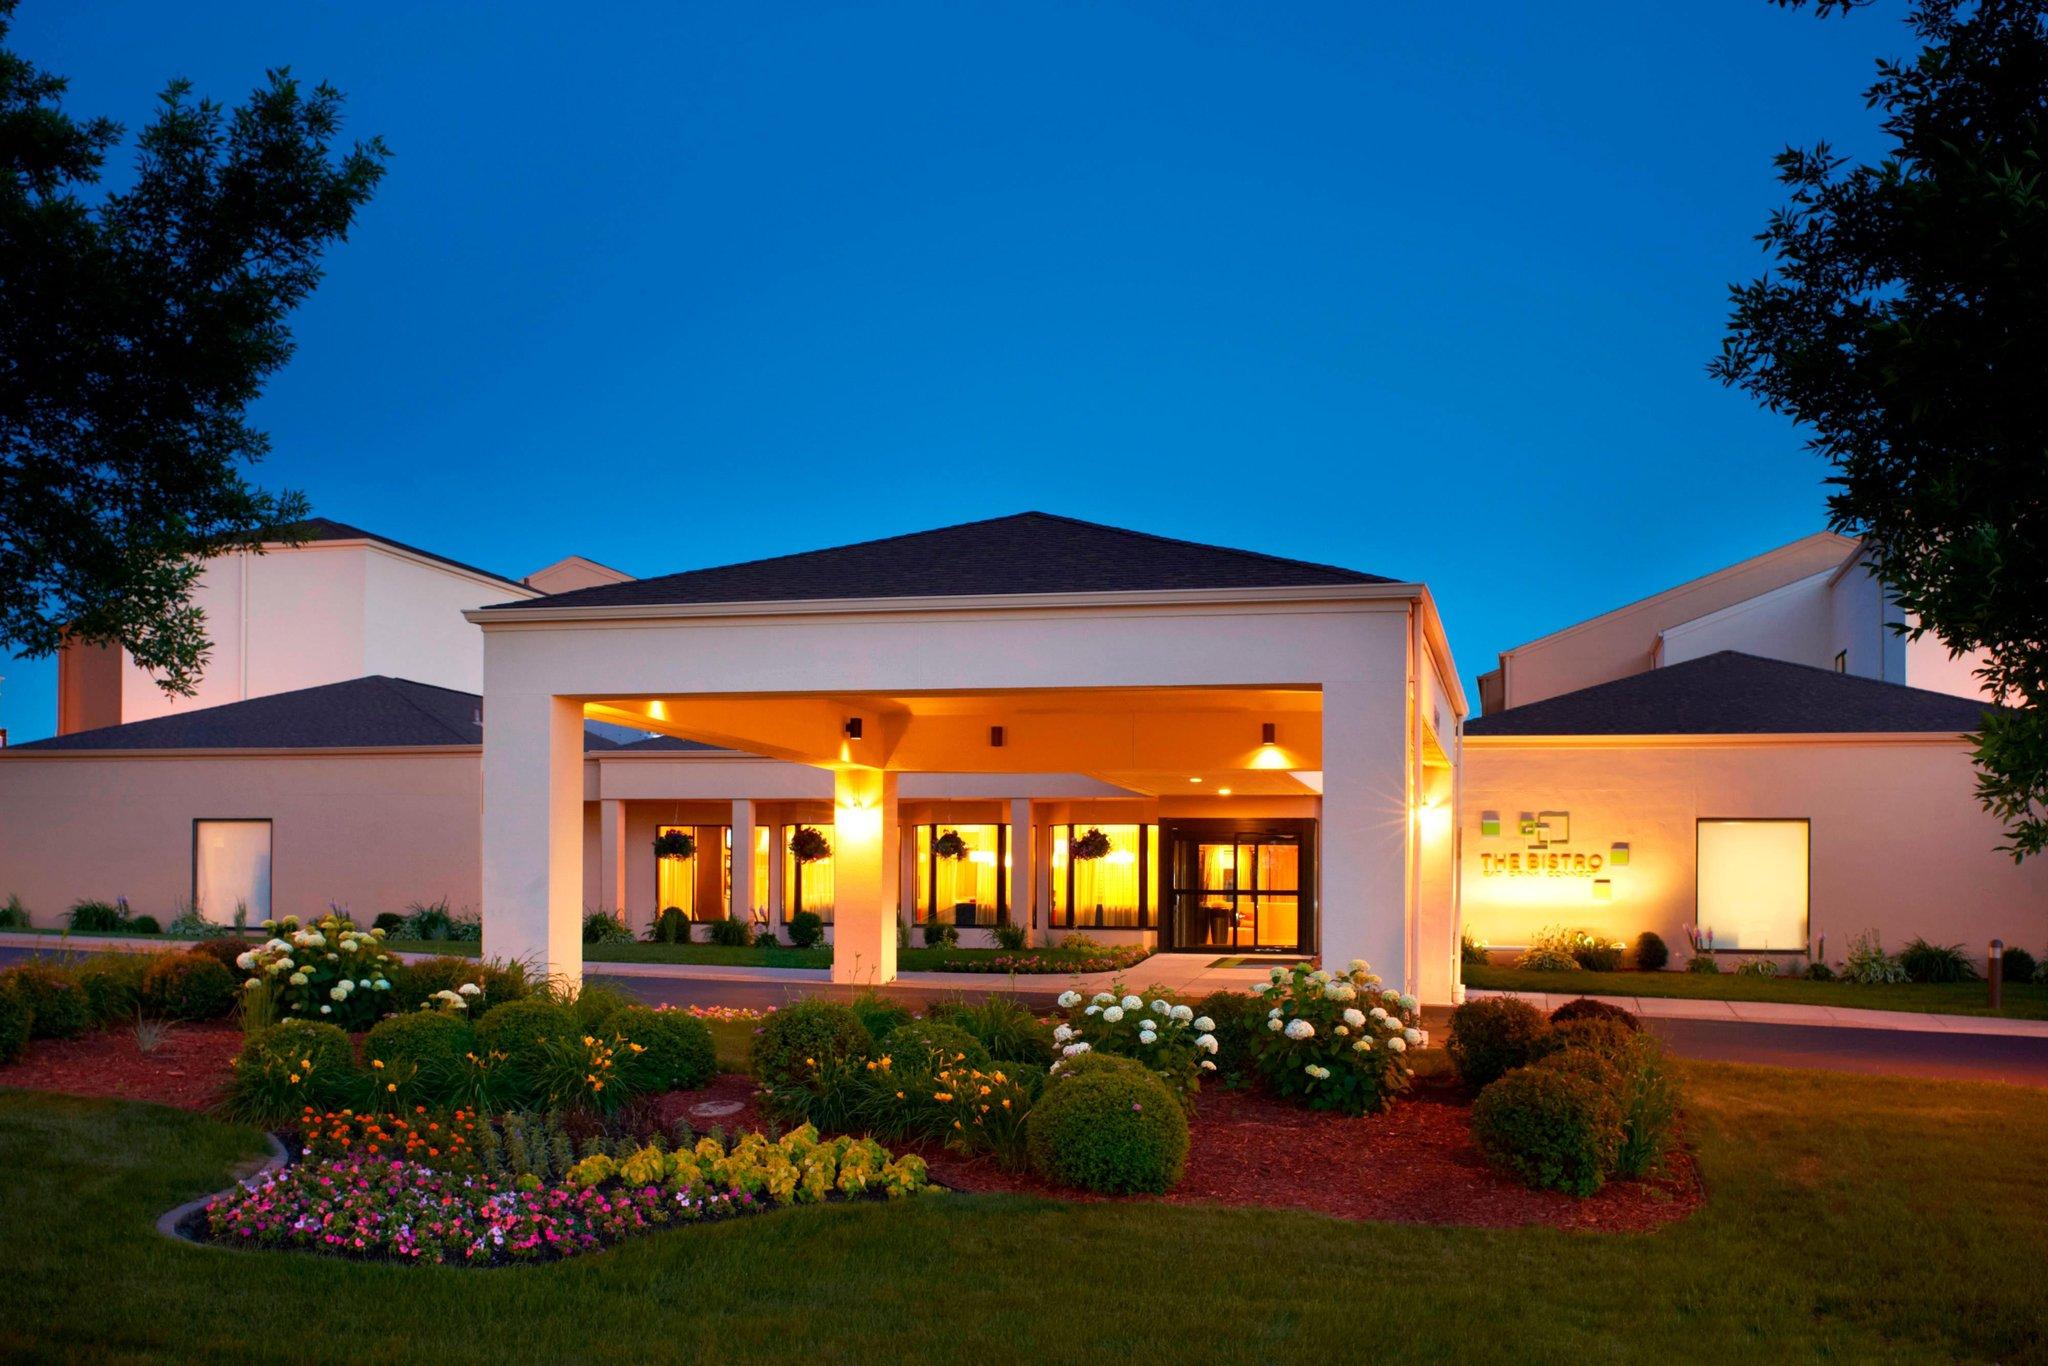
left=1155, top=817, right=1316, bottom=955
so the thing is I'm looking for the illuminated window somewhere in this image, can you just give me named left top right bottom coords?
left=656, top=825, right=732, bottom=921
left=1049, top=824, right=1152, bottom=929
left=913, top=825, right=1006, bottom=927
left=1696, top=818, right=1809, bottom=951
left=785, top=825, right=835, bottom=924
left=193, top=819, right=272, bottom=923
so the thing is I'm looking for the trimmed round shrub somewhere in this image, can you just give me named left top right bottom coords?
left=1049, top=1050, right=1154, bottom=1084
left=707, top=916, right=752, bottom=947
left=1515, top=947, right=1581, bottom=972
left=1634, top=931, right=1669, bottom=972
left=0, top=978, right=31, bottom=1065
left=4, top=962, right=89, bottom=1040
left=752, top=999, right=872, bottom=1119
left=583, top=910, right=634, bottom=945
left=387, top=956, right=528, bottom=1020
left=611, top=1006, right=716, bottom=1091
left=1549, top=997, right=1641, bottom=1032
left=1027, top=1066, right=1188, bottom=1194
left=1447, top=997, right=1556, bottom=1088
left=140, top=954, right=238, bottom=1020
left=920, top=921, right=959, bottom=948
left=75, top=953, right=157, bottom=1025
left=2002, top=946, right=2038, bottom=984
left=184, top=937, right=249, bottom=970
left=1552, top=1016, right=1640, bottom=1060
left=363, top=1011, right=475, bottom=1102
left=473, top=998, right=580, bottom=1098
left=884, top=1019, right=991, bottom=1071
left=128, top=915, right=163, bottom=935
left=785, top=910, right=825, bottom=949
left=372, top=911, right=408, bottom=934
left=226, top=1020, right=359, bottom=1123
left=648, top=907, right=690, bottom=944
left=1471, top=1066, right=1622, bottom=1196
left=570, top=983, right=635, bottom=1034
left=852, top=992, right=914, bottom=1044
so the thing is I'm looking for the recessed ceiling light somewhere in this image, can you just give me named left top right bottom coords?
left=1218, top=787, right=1233, bottom=796
left=1188, top=777, right=1202, bottom=783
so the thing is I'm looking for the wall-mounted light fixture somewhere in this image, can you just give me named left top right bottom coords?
left=989, top=725, right=1005, bottom=748
left=843, top=718, right=863, bottom=740
left=1261, top=722, right=1277, bottom=745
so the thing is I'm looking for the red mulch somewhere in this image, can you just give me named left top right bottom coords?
left=0, top=1033, right=1701, bottom=1233
left=0, top=1022, right=242, bottom=1112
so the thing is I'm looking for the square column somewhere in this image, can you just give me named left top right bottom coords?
left=1008, top=798, right=1032, bottom=942
left=597, top=798, right=627, bottom=925
left=1319, top=677, right=1411, bottom=991
left=482, top=693, right=585, bottom=985
left=730, top=799, right=755, bottom=926
left=766, top=824, right=786, bottom=934
left=831, top=768, right=899, bottom=984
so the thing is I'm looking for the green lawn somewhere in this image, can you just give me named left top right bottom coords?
left=387, top=939, right=1142, bottom=975
left=1467, top=964, right=2048, bottom=1020
left=3, top=1064, right=2045, bottom=1360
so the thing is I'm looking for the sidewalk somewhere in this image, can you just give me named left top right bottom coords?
left=1464, top=986, right=2048, bottom=1039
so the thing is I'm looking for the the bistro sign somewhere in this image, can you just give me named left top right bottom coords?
left=1476, top=810, right=1628, bottom=881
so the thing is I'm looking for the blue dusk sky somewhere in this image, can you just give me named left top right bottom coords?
left=2, top=2, right=1907, bottom=741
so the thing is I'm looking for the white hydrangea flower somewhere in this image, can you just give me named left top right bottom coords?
left=1370, top=1006, right=1388, bottom=1020
left=1324, top=983, right=1356, bottom=1001
left=1403, top=1028, right=1422, bottom=1045
left=1353, top=1038, right=1371, bottom=1052
left=1334, top=1024, right=1349, bottom=1036
left=457, top=982, right=481, bottom=996
left=1193, top=1015, right=1214, bottom=1031
left=319, top=1004, right=332, bottom=1015
left=1305, top=1064, right=1330, bottom=1080
left=1062, top=1041, right=1092, bottom=1057
left=1057, top=990, right=1082, bottom=1008
left=1053, top=1024, right=1075, bottom=1043
left=1120, top=995, right=1142, bottom=1010
left=1268, top=1006, right=1282, bottom=1019
left=244, top=977, right=261, bottom=989
left=1266, top=1017, right=1283, bottom=1032
left=1310, top=969, right=1332, bottom=984
left=235, top=951, right=257, bottom=971
left=1171, top=1004, right=1193, bottom=1022
left=1284, top=1019, right=1314, bottom=1040
left=1343, top=1007, right=1366, bottom=1028
left=1085, top=1005, right=1100, bottom=1016
left=289, top=972, right=309, bottom=986
left=1151, top=999, right=1170, bottom=1015
left=1251, top=982, right=1269, bottom=995
left=1103, top=1006, right=1125, bottom=1023
left=1092, top=992, right=1115, bottom=1006
left=1387, top=1036, right=1407, bottom=1053
left=1398, top=994, right=1419, bottom=1013
left=1269, top=966, right=1286, bottom=981
left=1196, top=1033, right=1218, bottom=1053
left=1199, top=1059, right=1217, bottom=1071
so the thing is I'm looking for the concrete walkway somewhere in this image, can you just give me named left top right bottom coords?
left=1464, top=987, right=2048, bottom=1039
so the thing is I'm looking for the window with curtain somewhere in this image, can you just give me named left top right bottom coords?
left=913, top=825, right=1005, bottom=926
left=785, top=825, right=835, bottom=923
left=656, top=825, right=731, bottom=921
left=194, top=819, right=272, bottom=924
left=1049, top=824, right=1152, bottom=928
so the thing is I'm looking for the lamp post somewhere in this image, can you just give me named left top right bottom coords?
left=1989, top=939, right=2004, bottom=1011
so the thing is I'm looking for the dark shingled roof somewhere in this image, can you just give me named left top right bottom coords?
left=11, top=677, right=623, bottom=752
left=485, top=512, right=1394, bottom=611
left=1466, top=651, right=2000, bottom=737
left=291, top=518, right=532, bottom=592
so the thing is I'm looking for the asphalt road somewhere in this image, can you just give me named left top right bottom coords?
left=6, top=946, right=2046, bottom=1086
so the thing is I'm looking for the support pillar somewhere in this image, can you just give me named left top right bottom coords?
left=482, top=693, right=584, bottom=985
left=1008, top=798, right=1032, bottom=943
left=830, top=768, right=899, bottom=984
left=730, top=799, right=755, bottom=926
left=766, top=824, right=786, bottom=935
left=598, top=798, right=627, bottom=926
left=1318, top=676, right=1411, bottom=991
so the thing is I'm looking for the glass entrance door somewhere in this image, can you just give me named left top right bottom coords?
left=1160, top=820, right=1313, bottom=954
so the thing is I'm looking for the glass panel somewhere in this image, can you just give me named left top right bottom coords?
left=656, top=825, right=697, bottom=919
left=1071, top=825, right=1143, bottom=928
left=786, top=825, right=835, bottom=924
left=1697, top=819, right=1808, bottom=951
left=751, top=827, right=770, bottom=917
left=1050, top=829, right=1069, bottom=924
left=195, top=820, right=271, bottom=923
left=1255, top=841, right=1299, bottom=893
left=922, top=825, right=1002, bottom=927
left=1251, top=894, right=1300, bottom=949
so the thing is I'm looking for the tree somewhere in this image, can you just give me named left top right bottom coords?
left=0, top=0, right=387, bottom=693
left=1713, top=0, right=2048, bottom=857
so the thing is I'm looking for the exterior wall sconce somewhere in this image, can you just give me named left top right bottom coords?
left=1261, top=722, right=1276, bottom=745
left=844, top=718, right=863, bottom=740
left=989, top=725, right=1005, bottom=748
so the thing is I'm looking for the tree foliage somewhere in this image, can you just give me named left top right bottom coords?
left=1713, top=0, right=2048, bottom=857
left=0, top=0, right=387, bottom=691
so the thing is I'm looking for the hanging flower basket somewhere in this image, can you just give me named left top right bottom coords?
left=788, top=826, right=831, bottom=864
left=1071, top=827, right=1113, bottom=861
left=654, top=829, right=697, bottom=861
left=932, top=829, right=971, bottom=861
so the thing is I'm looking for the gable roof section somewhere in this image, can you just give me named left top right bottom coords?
left=289, top=518, right=534, bottom=594
left=1465, top=651, right=1999, bottom=737
left=484, top=512, right=1396, bottom=611
left=10, top=677, right=622, bottom=752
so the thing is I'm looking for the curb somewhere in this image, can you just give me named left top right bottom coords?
left=156, top=1131, right=290, bottom=1245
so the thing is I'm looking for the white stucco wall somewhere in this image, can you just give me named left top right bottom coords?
left=1658, top=570, right=1834, bottom=670
left=1461, top=736, right=2048, bottom=962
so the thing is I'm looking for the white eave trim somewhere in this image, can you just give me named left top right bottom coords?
left=1463, top=730, right=1974, bottom=750
left=465, top=581, right=1428, bottom=627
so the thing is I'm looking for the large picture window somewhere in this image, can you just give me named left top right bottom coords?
left=656, top=825, right=731, bottom=921
left=1049, top=824, right=1156, bottom=929
left=193, top=819, right=272, bottom=924
left=913, top=825, right=1006, bottom=926
left=1696, top=818, right=1809, bottom=951
left=785, top=824, right=835, bottom=924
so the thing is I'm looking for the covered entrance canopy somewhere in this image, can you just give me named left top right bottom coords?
left=466, top=513, right=1464, bottom=996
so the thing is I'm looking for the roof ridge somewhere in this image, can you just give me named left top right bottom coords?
left=370, top=676, right=482, bottom=744
left=607, top=512, right=1052, bottom=592
left=1018, top=511, right=1392, bottom=583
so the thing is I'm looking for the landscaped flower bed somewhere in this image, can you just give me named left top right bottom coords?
left=928, top=946, right=1154, bottom=974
